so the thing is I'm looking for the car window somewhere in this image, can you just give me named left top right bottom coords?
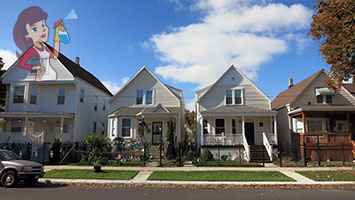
left=0, top=151, right=20, bottom=161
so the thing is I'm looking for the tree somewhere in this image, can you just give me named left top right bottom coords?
left=165, top=118, right=177, bottom=160
left=184, top=109, right=196, bottom=141
left=309, top=0, right=355, bottom=90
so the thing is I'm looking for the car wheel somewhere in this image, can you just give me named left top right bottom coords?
left=24, top=179, right=38, bottom=186
left=1, top=171, right=18, bottom=188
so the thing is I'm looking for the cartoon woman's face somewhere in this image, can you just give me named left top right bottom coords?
left=25, top=19, right=49, bottom=43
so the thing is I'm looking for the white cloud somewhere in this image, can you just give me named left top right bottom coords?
left=0, top=49, right=17, bottom=70
left=185, top=99, right=195, bottom=111
left=149, top=1, right=313, bottom=88
left=102, top=80, right=121, bottom=94
left=121, top=76, right=130, bottom=85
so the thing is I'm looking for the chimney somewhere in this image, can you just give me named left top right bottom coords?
left=289, top=78, right=294, bottom=88
left=75, top=57, right=80, bottom=65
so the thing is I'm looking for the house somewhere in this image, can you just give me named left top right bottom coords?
left=0, top=44, right=112, bottom=144
left=195, top=65, right=278, bottom=162
left=271, top=69, right=355, bottom=161
left=108, top=66, right=185, bottom=147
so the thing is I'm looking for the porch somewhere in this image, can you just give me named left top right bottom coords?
left=0, top=112, right=74, bottom=143
left=289, top=107, right=355, bottom=161
left=199, top=106, right=278, bottom=162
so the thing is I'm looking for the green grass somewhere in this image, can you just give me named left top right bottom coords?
left=148, top=171, right=294, bottom=182
left=44, top=169, right=138, bottom=180
left=297, top=170, right=355, bottom=181
left=193, top=161, right=261, bottom=167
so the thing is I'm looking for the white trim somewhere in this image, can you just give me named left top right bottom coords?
left=224, top=88, right=244, bottom=105
left=342, top=86, right=355, bottom=100
left=201, top=113, right=276, bottom=117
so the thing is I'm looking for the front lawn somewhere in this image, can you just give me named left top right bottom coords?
left=297, top=170, right=355, bottom=181
left=148, top=171, right=294, bottom=182
left=44, top=169, right=138, bottom=180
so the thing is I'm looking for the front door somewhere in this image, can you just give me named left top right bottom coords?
left=245, top=122, right=255, bottom=145
left=152, top=122, right=162, bottom=145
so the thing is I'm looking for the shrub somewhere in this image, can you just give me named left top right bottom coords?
left=199, top=149, right=213, bottom=162
left=85, top=133, right=110, bottom=165
left=221, top=155, right=228, bottom=161
left=165, top=119, right=177, bottom=160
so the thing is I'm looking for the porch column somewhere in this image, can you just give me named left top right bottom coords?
left=302, top=112, right=306, bottom=133
left=200, top=116, right=204, bottom=146
left=274, top=115, right=278, bottom=145
left=242, top=115, right=245, bottom=137
left=60, top=117, right=64, bottom=135
left=24, top=117, right=28, bottom=136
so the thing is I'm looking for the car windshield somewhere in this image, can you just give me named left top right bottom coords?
left=0, top=151, right=20, bottom=161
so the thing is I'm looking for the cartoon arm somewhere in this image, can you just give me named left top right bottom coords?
left=18, top=48, right=41, bottom=70
left=53, top=19, right=66, bottom=58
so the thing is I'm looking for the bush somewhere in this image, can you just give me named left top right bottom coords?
left=199, top=149, right=213, bottom=163
left=85, top=133, right=111, bottom=165
left=221, top=155, right=228, bottom=161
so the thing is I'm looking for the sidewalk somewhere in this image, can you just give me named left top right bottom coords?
left=39, top=165, right=355, bottom=186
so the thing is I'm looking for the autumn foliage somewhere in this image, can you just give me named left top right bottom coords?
left=309, top=0, right=355, bottom=90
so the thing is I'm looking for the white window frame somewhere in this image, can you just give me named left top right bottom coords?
left=225, top=88, right=244, bottom=105
left=145, top=90, right=153, bottom=105
left=29, top=86, right=38, bottom=104
left=121, top=118, right=132, bottom=138
left=316, top=95, right=333, bottom=104
left=111, top=118, right=116, bottom=137
left=13, top=85, right=25, bottom=104
left=80, top=88, right=84, bottom=103
left=292, top=118, right=304, bottom=133
left=136, top=90, right=143, bottom=105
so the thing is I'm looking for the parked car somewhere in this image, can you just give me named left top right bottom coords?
left=0, top=149, right=45, bottom=187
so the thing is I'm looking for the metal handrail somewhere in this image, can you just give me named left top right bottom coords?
left=262, top=132, right=273, bottom=161
left=242, top=133, right=250, bottom=162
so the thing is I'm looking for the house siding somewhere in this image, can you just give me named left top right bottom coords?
left=276, top=107, right=292, bottom=153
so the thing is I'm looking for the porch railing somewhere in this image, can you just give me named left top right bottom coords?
left=202, top=134, right=243, bottom=146
left=300, top=132, right=352, bottom=146
left=262, top=132, right=273, bottom=161
left=2, top=132, right=44, bottom=143
left=242, top=133, right=250, bottom=162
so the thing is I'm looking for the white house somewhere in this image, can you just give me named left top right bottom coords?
left=195, top=65, right=277, bottom=162
left=0, top=44, right=112, bottom=143
left=108, top=66, right=185, bottom=146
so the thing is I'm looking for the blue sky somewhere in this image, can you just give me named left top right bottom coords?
left=0, top=0, right=327, bottom=110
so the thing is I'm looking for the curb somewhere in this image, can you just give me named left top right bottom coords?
left=39, top=178, right=355, bottom=186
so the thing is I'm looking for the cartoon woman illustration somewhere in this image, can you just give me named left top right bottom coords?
left=13, top=6, right=68, bottom=81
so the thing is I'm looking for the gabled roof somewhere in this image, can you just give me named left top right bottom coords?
left=196, top=65, right=271, bottom=103
left=343, top=83, right=355, bottom=94
left=271, top=69, right=325, bottom=110
left=109, top=66, right=181, bottom=103
left=45, top=44, right=112, bottom=96
left=1, top=43, right=112, bottom=96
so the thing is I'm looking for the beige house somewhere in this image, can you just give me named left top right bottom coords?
left=108, top=66, right=184, bottom=146
left=195, top=65, right=277, bottom=162
left=272, top=69, right=355, bottom=161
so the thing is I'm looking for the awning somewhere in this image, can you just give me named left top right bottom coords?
left=315, top=87, right=335, bottom=96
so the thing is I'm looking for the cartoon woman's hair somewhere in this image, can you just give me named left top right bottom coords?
left=13, top=6, right=48, bottom=57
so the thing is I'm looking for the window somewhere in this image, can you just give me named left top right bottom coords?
left=136, top=90, right=143, bottom=104
left=146, top=90, right=153, bottom=105
left=226, top=90, right=232, bottom=104
left=57, top=88, right=65, bottom=104
left=234, top=89, right=242, bottom=105
left=80, top=89, right=84, bottom=103
left=29, top=87, right=37, bottom=104
left=293, top=118, right=303, bottom=133
left=259, top=122, right=264, bottom=127
left=93, top=121, right=97, bottom=133
left=307, top=120, right=324, bottom=132
left=215, top=119, right=225, bottom=135
left=102, top=99, right=106, bottom=111
left=326, top=95, right=332, bottom=104
left=63, top=124, right=68, bottom=133
left=122, top=118, right=131, bottom=137
left=203, top=119, right=209, bottom=134
left=11, top=119, right=22, bottom=132
left=317, top=95, right=323, bottom=103
left=232, top=119, right=236, bottom=134
left=13, top=86, right=25, bottom=104
left=94, top=96, right=98, bottom=111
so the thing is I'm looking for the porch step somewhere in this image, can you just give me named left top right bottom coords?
left=249, top=145, right=271, bottom=163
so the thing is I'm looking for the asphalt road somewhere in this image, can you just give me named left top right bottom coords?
left=1, top=184, right=355, bottom=200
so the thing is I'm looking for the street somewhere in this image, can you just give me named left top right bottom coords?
left=1, top=184, right=355, bottom=200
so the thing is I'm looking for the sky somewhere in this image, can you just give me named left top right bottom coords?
left=0, top=0, right=328, bottom=110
